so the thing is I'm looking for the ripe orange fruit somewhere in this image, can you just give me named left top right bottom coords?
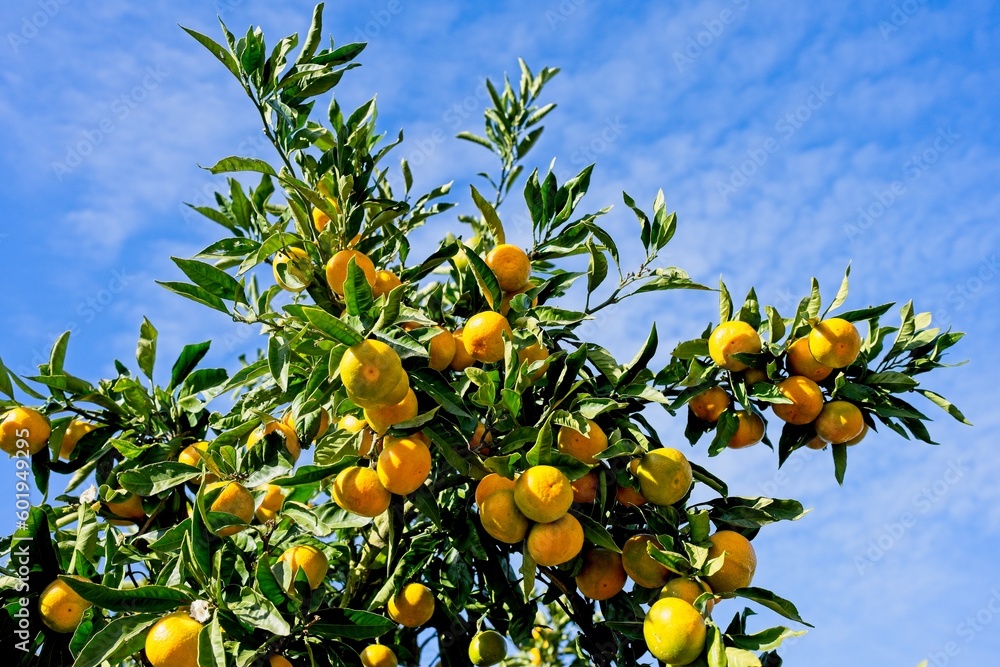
left=326, top=249, right=376, bottom=296
left=59, top=420, right=97, bottom=459
left=728, top=411, right=765, bottom=449
left=556, top=419, right=607, bottom=465
left=387, top=583, right=435, bottom=627
left=479, top=489, right=530, bottom=544
left=575, top=549, right=627, bottom=600
left=338, top=339, right=405, bottom=409
left=463, top=312, right=513, bottom=363
left=38, top=577, right=92, bottom=633
left=771, top=376, right=824, bottom=425
left=570, top=470, right=599, bottom=504
left=364, top=388, right=419, bottom=436
left=372, top=269, right=402, bottom=298
left=428, top=327, right=457, bottom=371
left=688, top=387, right=730, bottom=423
left=475, top=473, right=516, bottom=507
left=206, top=481, right=255, bottom=537
left=517, top=341, right=550, bottom=380
left=449, top=328, right=477, bottom=371
left=814, top=400, right=864, bottom=444
left=0, top=407, right=50, bottom=456
left=282, top=407, right=330, bottom=440
left=360, top=645, right=398, bottom=667
left=622, top=535, right=671, bottom=588
left=513, top=465, right=574, bottom=523
left=268, top=655, right=294, bottom=667
left=273, top=247, right=313, bottom=292
left=635, top=448, right=692, bottom=506
left=708, top=321, right=762, bottom=371
left=178, top=441, right=218, bottom=483
left=485, top=244, right=531, bottom=292
left=744, top=368, right=768, bottom=386
left=338, top=414, right=374, bottom=456
left=806, top=436, right=828, bottom=450
left=705, top=530, right=757, bottom=594
left=278, top=544, right=329, bottom=591
left=527, top=514, right=584, bottom=566
left=255, top=484, right=285, bottom=523
left=106, top=493, right=146, bottom=524
left=145, top=611, right=202, bottom=667
left=377, top=435, right=432, bottom=495
left=616, top=485, right=647, bottom=507
left=659, top=577, right=715, bottom=613
left=333, top=467, right=391, bottom=517
left=468, top=629, right=508, bottom=666
left=469, top=421, right=493, bottom=455
left=247, top=421, right=301, bottom=462
left=311, top=198, right=340, bottom=232
left=643, top=598, right=707, bottom=665
left=785, top=337, right=832, bottom=382
left=808, top=318, right=862, bottom=368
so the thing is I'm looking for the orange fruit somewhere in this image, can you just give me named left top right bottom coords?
left=338, top=414, right=374, bottom=456
left=268, top=655, right=294, bottom=667
left=705, top=530, right=757, bottom=594
left=282, top=407, right=331, bottom=440
left=59, top=420, right=97, bottom=459
left=178, top=441, right=218, bottom=483
left=387, top=583, right=435, bottom=627
left=785, top=337, right=832, bottom=382
left=527, top=514, right=584, bottom=566
left=635, top=448, right=692, bottom=506
left=364, top=388, right=419, bottom=436
left=485, top=244, right=531, bottom=292
left=622, top=535, right=670, bottom=588
left=643, top=598, right=707, bottom=665
left=326, top=249, right=376, bottom=296
left=728, top=411, right=765, bottom=449
left=500, top=281, right=538, bottom=315
left=144, top=611, right=202, bottom=667
left=744, top=368, right=768, bottom=386
left=808, top=318, right=862, bottom=368
left=475, top=473, right=516, bottom=507
left=771, top=376, right=824, bottom=425
left=206, top=481, right=254, bottom=537
left=468, top=629, right=508, bottom=666
left=38, top=577, right=92, bottom=633
left=255, top=484, right=285, bottom=523
left=556, top=419, right=607, bottom=465
left=469, top=422, right=493, bottom=455
left=449, top=328, right=477, bottom=371
left=845, top=422, right=869, bottom=446
left=708, top=321, right=761, bottom=371
left=311, top=198, right=340, bottom=232
left=338, top=339, right=405, bottom=409
left=360, top=645, right=397, bottom=667
left=616, top=485, right=647, bottom=507
left=806, top=436, right=828, bottom=450
left=688, top=387, right=730, bottom=423
left=570, top=470, right=599, bottom=504
left=278, top=544, right=329, bottom=591
left=247, top=421, right=301, bottom=462
left=517, top=341, right=550, bottom=380
left=513, top=465, right=574, bottom=523
left=377, top=435, right=432, bottom=495
left=463, top=312, right=513, bottom=364
left=428, top=327, right=457, bottom=371
left=0, top=407, right=50, bottom=456
left=372, top=269, right=402, bottom=298
left=333, top=467, right=391, bottom=517
left=106, top=493, right=146, bottom=523
left=575, top=549, right=627, bottom=600
left=659, top=577, right=715, bottom=614
left=814, top=400, right=864, bottom=444
left=272, top=247, right=313, bottom=292
left=479, top=489, right=530, bottom=544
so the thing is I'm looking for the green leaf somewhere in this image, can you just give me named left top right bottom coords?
left=572, top=511, right=620, bottom=553
left=72, top=613, right=161, bottom=667
left=719, top=279, right=733, bottom=323
left=866, top=371, right=919, bottom=391
left=198, top=614, right=227, bottom=667
left=205, top=156, right=277, bottom=176
left=456, top=131, right=494, bottom=150
left=463, top=243, right=503, bottom=310
left=60, top=577, right=194, bottom=612
left=586, top=239, right=608, bottom=294
left=310, top=609, right=396, bottom=640
left=918, top=389, right=971, bottom=425
left=470, top=184, right=505, bottom=244
left=618, top=324, right=657, bottom=388
left=302, top=306, right=364, bottom=345
left=181, top=26, right=241, bottom=78
left=832, top=443, right=848, bottom=485
left=172, top=257, right=244, bottom=303
left=706, top=624, right=727, bottom=667
left=228, top=587, right=291, bottom=636
left=296, top=2, right=324, bottom=64
left=137, top=317, right=157, bottom=381
left=824, top=264, right=851, bottom=317
left=169, top=341, right=211, bottom=391
left=343, top=258, right=375, bottom=318
left=120, top=462, right=203, bottom=495
left=157, top=281, right=230, bottom=314
left=267, top=337, right=290, bottom=392
left=733, top=587, right=812, bottom=626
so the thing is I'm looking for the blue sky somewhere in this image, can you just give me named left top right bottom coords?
left=2, top=1, right=999, bottom=664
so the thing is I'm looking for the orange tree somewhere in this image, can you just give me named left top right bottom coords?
left=0, top=5, right=968, bottom=667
